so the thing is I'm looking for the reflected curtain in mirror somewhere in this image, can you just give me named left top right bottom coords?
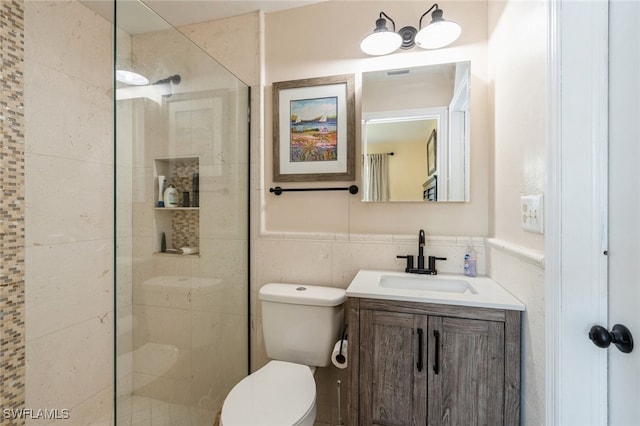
left=365, top=153, right=390, bottom=202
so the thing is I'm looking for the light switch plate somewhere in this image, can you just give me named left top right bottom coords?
left=521, top=194, right=544, bottom=234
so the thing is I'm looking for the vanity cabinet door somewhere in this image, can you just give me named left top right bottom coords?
left=347, top=298, right=520, bottom=425
left=427, top=316, right=505, bottom=426
left=359, top=309, right=428, bottom=426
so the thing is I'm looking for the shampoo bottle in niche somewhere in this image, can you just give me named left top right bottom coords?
left=164, top=184, right=179, bottom=208
left=157, top=175, right=166, bottom=207
left=463, top=244, right=477, bottom=277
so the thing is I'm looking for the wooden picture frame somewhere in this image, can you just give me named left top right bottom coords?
left=273, top=74, right=355, bottom=182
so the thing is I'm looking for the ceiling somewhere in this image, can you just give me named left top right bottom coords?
left=82, top=0, right=326, bottom=33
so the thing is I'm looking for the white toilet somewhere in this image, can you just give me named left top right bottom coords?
left=221, top=283, right=346, bottom=426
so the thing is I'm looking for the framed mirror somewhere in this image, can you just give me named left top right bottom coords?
left=361, top=61, right=470, bottom=202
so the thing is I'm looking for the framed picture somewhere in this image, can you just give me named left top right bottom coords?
left=273, top=74, right=355, bottom=182
left=426, top=129, right=437, bottom=176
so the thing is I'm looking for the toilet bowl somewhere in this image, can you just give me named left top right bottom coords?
left=220, top=283, right=346, bottom=426
left=220, top=360, right=316, bottom=426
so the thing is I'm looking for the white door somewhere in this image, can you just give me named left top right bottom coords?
left=549, top=1, right=639, bottom=424
left=607, top=0, right=640, bottom=423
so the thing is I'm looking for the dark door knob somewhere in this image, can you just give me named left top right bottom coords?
left=589, top=324, right=634, bottom=353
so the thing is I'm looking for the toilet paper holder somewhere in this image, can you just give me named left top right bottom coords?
left=336, top=324, right=348, bottom=364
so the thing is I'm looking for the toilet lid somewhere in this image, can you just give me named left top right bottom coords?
left=221, top=360, right=316, bottom=426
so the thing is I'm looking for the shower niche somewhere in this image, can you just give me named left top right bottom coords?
left=153, top=156, right=200, bottom=255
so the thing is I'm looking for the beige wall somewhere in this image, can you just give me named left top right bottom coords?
left=487, top=1, right=547, bottom=425
left=264, top=1, right=490, bottom=236
left=180, top=12, right=261, bottom=87
left=489, top=0, right=546, bottom=251
left=24, top=1, right=114, bottom=423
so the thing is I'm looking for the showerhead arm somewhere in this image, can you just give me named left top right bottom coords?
left=153, top=74, right=181, bottom=85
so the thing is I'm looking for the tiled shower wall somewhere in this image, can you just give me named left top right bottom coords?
left=0, top=0, right=26, bottom=419
left=23, top=1, right=113, bottom=422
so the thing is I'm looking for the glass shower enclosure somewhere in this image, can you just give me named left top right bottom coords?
left=114, top=2, right=249, bottom=424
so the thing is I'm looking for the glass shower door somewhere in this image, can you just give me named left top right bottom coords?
left=114, top=2, right=249, bottom=424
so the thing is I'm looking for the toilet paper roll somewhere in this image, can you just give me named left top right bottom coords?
left=331, top=340, right=348, bottom=369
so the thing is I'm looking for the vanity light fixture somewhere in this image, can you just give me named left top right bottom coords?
left=360, top=3, right=461, bottom=56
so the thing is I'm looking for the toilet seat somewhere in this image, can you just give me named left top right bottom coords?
left=221, top=360, right=316, bottom=426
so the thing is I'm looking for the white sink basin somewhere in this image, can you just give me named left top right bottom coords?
left=378, top=274, right=477, bottom=294
left=346, top=270, right=525, bottom=310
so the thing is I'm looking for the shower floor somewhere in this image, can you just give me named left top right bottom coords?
left=116, top=395, right=217, bottom=426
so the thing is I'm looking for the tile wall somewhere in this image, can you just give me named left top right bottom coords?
left=23, top=1, right=114, bottom=423
left=0, top=0, right=26, bottom=420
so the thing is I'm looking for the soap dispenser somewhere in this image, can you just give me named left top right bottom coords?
left=463, top=244, right=477, bottom=277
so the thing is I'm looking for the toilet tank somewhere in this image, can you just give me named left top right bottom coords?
left=259, top=283, right=346, bottom=367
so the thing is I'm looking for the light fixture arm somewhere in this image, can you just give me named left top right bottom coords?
left=418, top=3, right=440, bottom=29
left=378, top=11, right=396, bottom=32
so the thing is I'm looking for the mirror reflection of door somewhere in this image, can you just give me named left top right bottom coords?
left=362, top=62, right=470, bottom=202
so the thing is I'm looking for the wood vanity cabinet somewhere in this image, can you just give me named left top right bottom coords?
left=346, top=297, right=521, bottom=425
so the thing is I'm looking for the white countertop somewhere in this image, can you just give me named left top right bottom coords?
left=346, top=269, right=525, bottom=311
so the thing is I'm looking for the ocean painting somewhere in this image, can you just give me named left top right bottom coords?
left=289, top=96, right=338, bottom=162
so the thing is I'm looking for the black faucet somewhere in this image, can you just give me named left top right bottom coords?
left=417, top=229, right=426, bottom=269
left=396, top=229, right=447, bottom=275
